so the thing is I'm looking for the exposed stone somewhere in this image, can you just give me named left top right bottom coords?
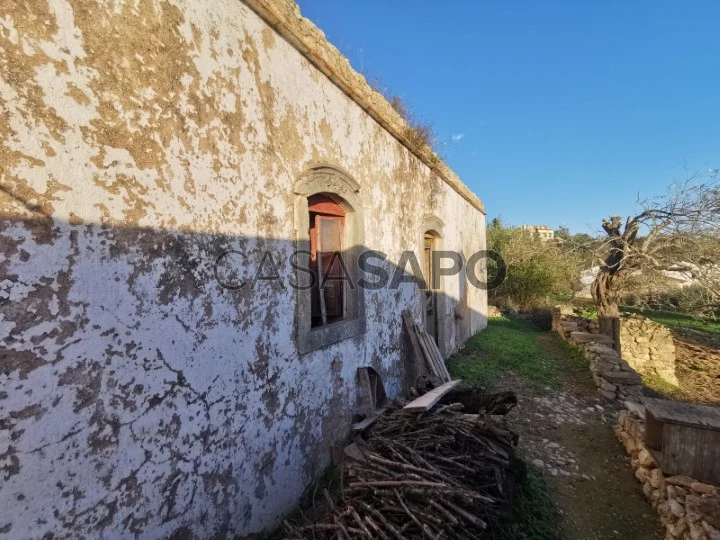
left=668, top=498, right=685, bottom=517
left=692, top=482, right=717, bottom=495
left=570, top=332, right=614, bottom=345
left=699, top=495, right=720, bottom=529
left=637, top=448, right=655, bottom=468
left=649, top=468, right=664, bottom=489
left=702, top=522, right=720, bottom=540
left=636, top=467, right=651, bottom=483
left=619, top=314, right=677, bottom=385
left=603, top=370, right=643, bottom=385
left=597, top=379, right=618, bottom=392
left=667, top=476, right=697, bottom=489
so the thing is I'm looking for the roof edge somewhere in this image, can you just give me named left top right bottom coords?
left=241, top=0, right=486, bottom=215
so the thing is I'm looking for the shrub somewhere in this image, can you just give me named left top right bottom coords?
left=487, top=218, right=583, bottom=311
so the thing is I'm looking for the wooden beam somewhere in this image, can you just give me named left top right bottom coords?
left=403, top=380, right=461, bottom=413
left=352, top=408, right=386, bottom=432
left=402, top=309, right=427, bottom=378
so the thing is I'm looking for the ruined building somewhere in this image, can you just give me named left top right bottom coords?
left=0, top=0, right=488, bottom=537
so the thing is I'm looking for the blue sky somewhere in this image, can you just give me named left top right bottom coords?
left=297, top=1, right=720, bottom=234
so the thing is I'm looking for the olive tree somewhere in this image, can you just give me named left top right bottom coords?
left=590, top=175, right=720, bottom=332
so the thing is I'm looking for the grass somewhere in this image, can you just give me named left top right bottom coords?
left=621, top=307, right=720, bottom=335
left=448, top=317, right=590, bottom=390
left=499, top=460, right=563, bottom=540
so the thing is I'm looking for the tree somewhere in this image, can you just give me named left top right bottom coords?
left=487, top=218, right=583, bottom=310
left=590, top=175, right=720, bottom=329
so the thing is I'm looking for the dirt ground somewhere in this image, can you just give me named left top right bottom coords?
left=671, top=328, right=720, bottom=405
left=492, top=335, right=664, bottom=540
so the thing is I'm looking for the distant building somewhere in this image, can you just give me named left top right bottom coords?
left=521, top=224, right=555, bottom=240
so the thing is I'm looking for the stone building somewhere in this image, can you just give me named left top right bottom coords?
left=0, top=0, right=488, bottom=537
left=521, top=224, right=555, bottom=240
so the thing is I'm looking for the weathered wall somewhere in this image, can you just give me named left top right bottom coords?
left=619, top=314, right=677, bottom=386
left=0, top=0, right=487, bottom=538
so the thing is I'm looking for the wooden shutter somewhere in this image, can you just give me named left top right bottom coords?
left=317, top=216, right=344, bottom=322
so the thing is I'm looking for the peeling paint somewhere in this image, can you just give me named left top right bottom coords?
left=0, top=0, right=487, bottom=538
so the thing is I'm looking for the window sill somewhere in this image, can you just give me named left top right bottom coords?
left=298, top=318, right=366, bottom=354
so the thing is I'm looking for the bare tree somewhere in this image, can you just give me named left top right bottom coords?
left=590, top=175, right=720, bottom=333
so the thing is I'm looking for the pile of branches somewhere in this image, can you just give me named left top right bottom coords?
left=283, top=403, right=519, bottom=539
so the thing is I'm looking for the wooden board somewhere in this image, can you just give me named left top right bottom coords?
left=414, top=325, right=442, bottom=379
left=644, top=397, right=720, bottom=432
left=402, top=310, right=428, bottom=377
left=414, top=323, right=451, bottom=382
left=352, top=408, right=386, bottom=432
left=660, top=423, right=720, bottom=485
left=422, top=327, right=450, bottom=381
left=403, top=380, right=461, bottom=413
left=427, top=337, right=451, bottom=381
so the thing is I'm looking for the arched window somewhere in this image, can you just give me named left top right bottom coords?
left=294, top=166, right=365, bottom=353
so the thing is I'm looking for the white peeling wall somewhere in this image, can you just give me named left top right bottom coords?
left=0, top=0, right=487, bottom=537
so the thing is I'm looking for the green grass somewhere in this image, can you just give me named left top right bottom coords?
left=448, top=317, right=590, bottom=390
left=622, top=307, right=720, bottom=335
left=499, top=460, right=563, bottom=540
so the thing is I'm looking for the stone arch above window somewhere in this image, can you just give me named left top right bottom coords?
left=294, top=165, right=365, bottom=354
left=421, top=214, right=445, bottom=238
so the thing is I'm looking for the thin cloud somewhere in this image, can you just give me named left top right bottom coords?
left=451, top=133, right=465, bottom=142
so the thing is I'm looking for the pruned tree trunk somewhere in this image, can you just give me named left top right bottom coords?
left=591, top=270, right=622, bottom=319
left=591, top=216, right=631, bottom=347
left=591, top=271, right=623, bottom=347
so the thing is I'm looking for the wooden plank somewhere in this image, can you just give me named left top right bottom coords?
left=352, top=408, right=386, bottom=432
left=343, top=442, right=368, bottom=463
left=644, top=397, right=720, bottom=432
left=403, top=380, right=461, bottom=413
left=357, top=367, right=375, bottom=415
left=402, top=310, right=427, bottom=377
left=428, top=337, right=451, bottom=381
left=661, top=423, right=720, bottom=485
left=414, top=325, right=441, bottom=378
left=422, top=330, right=448, bottom=382
left=418, top=324, right=450, bottom=382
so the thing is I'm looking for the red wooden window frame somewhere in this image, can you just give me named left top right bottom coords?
left=308, top=195, right=346, bottom=327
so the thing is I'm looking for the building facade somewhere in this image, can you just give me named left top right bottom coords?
left=521, top=224, right=555, bottom=240
left=0, top=0, right=487, bottom=537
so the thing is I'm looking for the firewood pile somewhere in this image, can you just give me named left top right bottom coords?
left=283, top=403, right=520, bottom=539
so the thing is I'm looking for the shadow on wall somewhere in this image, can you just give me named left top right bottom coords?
left=0, top=214, right=486, bottom=539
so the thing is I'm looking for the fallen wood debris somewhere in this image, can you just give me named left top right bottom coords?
left=283, top=404, right=520, bottom=539
left=441, top=387, right=518, bottom=416
left=403, top=380, right=461, bottom=412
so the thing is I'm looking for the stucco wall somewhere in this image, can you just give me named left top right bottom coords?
left=0, top=0, right=487, bottom=538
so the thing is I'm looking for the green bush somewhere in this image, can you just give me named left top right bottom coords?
left=487, top=218, right=583, bottom=311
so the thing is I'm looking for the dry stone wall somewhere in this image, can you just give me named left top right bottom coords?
left=552, top=307, right=644, bottom=402
left=620, top=314, right=678, bottom=386
left=616, top=409, right=720, bottom=540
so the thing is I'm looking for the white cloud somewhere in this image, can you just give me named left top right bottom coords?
left=451, top=133, right=465, bottom=142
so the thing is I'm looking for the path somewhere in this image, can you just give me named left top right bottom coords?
left=451, top=319, right=663, bottom=539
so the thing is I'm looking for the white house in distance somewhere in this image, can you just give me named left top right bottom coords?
left=521, top=224, right=555, bottom=240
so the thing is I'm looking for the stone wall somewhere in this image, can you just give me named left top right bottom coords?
left=620, top=314, right=678, bottom=386
left=616, top=409, right=720, bottom=540
left=552, top=307, right=643, bottom=402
